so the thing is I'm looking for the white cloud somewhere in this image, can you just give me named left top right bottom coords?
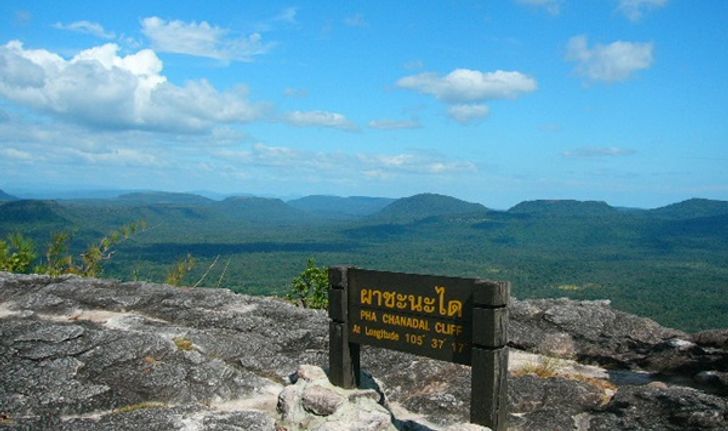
left=617, top=0, right=667, bottom=22
left=284, top=87, right=308, bottom=98
left=515, top=0, right=563, bottom=15
left=0, top=41, right=267, bottom=132
left=67, top=147, right=162, bottom=167
left=397, top=68, right=535, bottom=124
left=275, top=7, right=298, bottom=24
left=398, top=68, right=537, bottom=103
left=53, top=20, right=115, bottom=39
left=285, top=110, right=357, bottom=131
left=0, top=147, right=33, bottom=160
left=368, top=119, right=421, bottom=130
left=357, top=152, right=477, bottom=175
left=562, top=147, right=636, bottom=158
left=214, top=143, right=475, bottom=178
left=344, top=14, right=368, bottom=28
left=566, top=35, right=654, bottom=82
left=140, top=16, right=274, bottom=62
left=447, top=104, right=490, bottom=124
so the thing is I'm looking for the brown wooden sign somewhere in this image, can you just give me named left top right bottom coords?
left=328, top=267, right=509, bottom=430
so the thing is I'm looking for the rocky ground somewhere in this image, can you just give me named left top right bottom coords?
left=0, top=272, right=727, bottom=430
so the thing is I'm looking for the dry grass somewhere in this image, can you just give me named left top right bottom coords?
left=113, top=401, right=167, bottom=414
left=512, top=355, right=617, bottom=405
left=173, top=337, right=194, bottom=351
left=512, top=356, right=561, bottom=379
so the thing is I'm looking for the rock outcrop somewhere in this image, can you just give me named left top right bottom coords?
left=1, top=272, right=727, bottom=430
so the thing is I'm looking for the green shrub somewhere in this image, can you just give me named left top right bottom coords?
left=288, top=258, right=329, bottom=309
left=0, top=233, right=36, bottom=273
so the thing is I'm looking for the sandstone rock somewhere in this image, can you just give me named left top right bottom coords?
left=2, top=272, right=728, bottom=430
left=587, top=384, right=728, bottom=430
left=276, top=365, right=395, bottom=431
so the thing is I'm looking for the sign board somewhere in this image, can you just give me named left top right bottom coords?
left=328, top=267, right=509, bottom=430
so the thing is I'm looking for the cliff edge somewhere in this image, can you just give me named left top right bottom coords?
left=0, top=272, right=726, bottom=430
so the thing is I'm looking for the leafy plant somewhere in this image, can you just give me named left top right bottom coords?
left=0, top=233, right=36, bottom=273
left=288, top=258, right=329, bottom=309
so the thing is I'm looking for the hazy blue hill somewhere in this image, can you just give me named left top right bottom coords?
left=116, top=191, right=214, bottom=206
left=508, top=200, right=618, bottom=217
left=287, top=195, right=395, bottom=218
left=0, top=189, right=18, bottom=201
left=648, top=198, right=728, bottom=219
left=370, top=193, right=488, bottom=222
left=0, top=200, right=69, bottom=224
left=218, top=196, right=306, bottom=223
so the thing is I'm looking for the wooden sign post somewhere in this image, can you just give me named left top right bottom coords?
left=328, top=266, right=509, bottom=430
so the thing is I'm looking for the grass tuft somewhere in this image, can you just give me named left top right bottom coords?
left=173, top=337, right=195, bottom=351
left=113, top=401, right=167, bottom=414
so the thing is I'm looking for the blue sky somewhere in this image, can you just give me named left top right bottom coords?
left=1, top=0, right=726, bottom=208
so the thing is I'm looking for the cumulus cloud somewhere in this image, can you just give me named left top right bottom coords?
left=397, top=68, right=535, bottom=124
left=447, top=104, right=490, bottom=124
left=141, top=17, right=274, bottom=62
left=562, top=146, right=636, bottom=158
left=285, top=110, right=357, bottom=131
left=53, top=20, right=115, bottom=39
left=566, top=35, right=654, bottom=82
left=617, top=0, right=667, bottom=22
left=515, top=0, right=563, bottom=15
left=0, top=41, right=267, bottom=132
left=368, top=119, right=421, bottom=130
left=398, top=68, right=537, bottom=103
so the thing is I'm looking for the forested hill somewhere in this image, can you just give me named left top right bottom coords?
left=0, top=189, right=18, bottom=201
left=370, top=193, right=489, bottom=222
left=287, top=195, right=395, bottom=219
left=508, top=200, right=617, bottom=217
left=647, top=198, right=728, bottom=219
left=1, top=191, right=728, bottom=331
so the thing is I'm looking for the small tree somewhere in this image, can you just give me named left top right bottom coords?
left=35, top=231, right=73, bottom=276
left=76, top=220, right=147, bottom=277
left=288, top=258, right=329, bottom=309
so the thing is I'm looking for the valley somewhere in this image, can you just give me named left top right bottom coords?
left=1, top=190, right=727, bottom=332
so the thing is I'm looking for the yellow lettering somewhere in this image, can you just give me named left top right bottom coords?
left=360, top=309, right=378, bottom=322
left=435, top=322, right=463, bottom=336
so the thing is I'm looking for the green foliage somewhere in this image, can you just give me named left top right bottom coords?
left=78, top=220, right=147, bottom=277
left=35, top=231, right=73, bottom=276
left=0, top=233, right=36, bottom=273
left=165, top=253, right=196, bottom=286
left=288, top=258, right=329, bottom=309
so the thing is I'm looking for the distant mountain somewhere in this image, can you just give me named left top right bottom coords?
left=218, top=196, right=306, bottom=223
left=508, top=200, right=617, bottom=217
left=287, top=195, right=395, bottom=219
left=371, top=193, right=488, bottom=222
left=649, top=198, right=728, bottom=219
left=117, top=191, right=214, bottom=206
left=0, top=200, right=68, bottom=223
left=0, top=189, right=18, bottom=201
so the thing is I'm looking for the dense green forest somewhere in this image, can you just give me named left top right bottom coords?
left=1, top=190, right=727, bottom=332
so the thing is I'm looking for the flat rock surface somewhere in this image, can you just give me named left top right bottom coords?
left=1, top=272, right=727, bottom=430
